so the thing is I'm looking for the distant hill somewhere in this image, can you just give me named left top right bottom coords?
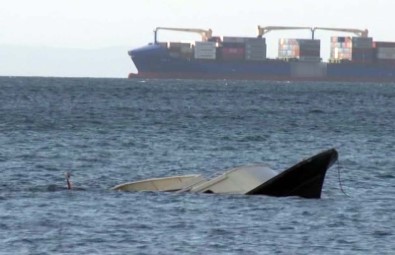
left=0, top=45, right=137, bottom=78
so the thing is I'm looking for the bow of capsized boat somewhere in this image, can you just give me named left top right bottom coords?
left=246, top=148, right=338, bottom=198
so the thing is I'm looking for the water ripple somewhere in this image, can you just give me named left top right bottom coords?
left=0, top=77, right=395, bottom=254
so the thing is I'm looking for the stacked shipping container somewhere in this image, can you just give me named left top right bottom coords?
left=162, top=37, right=267, bottom=62
left=220, top=37, right=245, bottom=61
left=278, top=39, right=321, bottom=61
left=194, top=41, right=216, bottom=59
left=218, top=37, right=267, bottom=61
left=330, top=36, right=374, bottom=63
left=351, top=37, right=374, bottom=63
left=245, top=38, right=266, bottom=61
left=168, top=42, right=193, bottom=59
left=374, top=41, right=395, bottom=65
left=157, top=31, right=395, bottom=69
left=330, top=37, right=351, bottom=61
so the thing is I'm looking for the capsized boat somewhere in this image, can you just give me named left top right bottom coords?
left=112, top=148, right=338, bottom=198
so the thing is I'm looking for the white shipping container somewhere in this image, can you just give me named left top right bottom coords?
left=340, top=53, right=351, bottom=60
left=376, top=47, right=395, bottom=59
left=195, top=47, right=216, bottom=52
left=194, top=49, right=215, bottom=53
left=195, top=41, right=216, bottom=48
left=195, top=41, right=216, bottom=58
left=195, top=51, right=216, bottom=57
left=194, top=41, right=216, bottom=59
left=195, top=45, right=216, bottom=50
left=194, top=54, right=216, bottom=60
left=195, top=48, right=216, bottom=53
left=332, top=47, right=352, bottom=60
left=331, top=47, right=351, bottom=57
left=279, top=49, right=298, bottom=58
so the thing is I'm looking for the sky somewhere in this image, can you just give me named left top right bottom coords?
left=1, top=0, right=394, bottom=78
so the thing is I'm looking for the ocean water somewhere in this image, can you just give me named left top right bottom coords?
left=0, top=77, right=394, bottom=254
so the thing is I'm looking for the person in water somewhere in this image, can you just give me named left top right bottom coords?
left=65, top=172, right=72, bottom=190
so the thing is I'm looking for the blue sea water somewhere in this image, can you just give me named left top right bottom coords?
left=0, top=77, right=394, bottom=254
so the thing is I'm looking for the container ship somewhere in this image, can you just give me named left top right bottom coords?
left=128, top=26, right=395, bottom=83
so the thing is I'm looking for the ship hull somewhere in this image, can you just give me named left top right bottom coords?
left=129, top=44, right=395, bottom=83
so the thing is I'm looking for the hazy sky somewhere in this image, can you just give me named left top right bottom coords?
left=1, top=0, right=394, bottom=77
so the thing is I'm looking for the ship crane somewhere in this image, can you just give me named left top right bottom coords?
left=312, top=27, right=369, bottom=39
left=154, top=27, right=213, bottom=43
left=257, top=26, right=313, bottom=38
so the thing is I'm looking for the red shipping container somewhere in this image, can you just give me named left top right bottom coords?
left=220, top=47, right=245, bottom=60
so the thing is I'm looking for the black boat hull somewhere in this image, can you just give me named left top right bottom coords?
left=246, top=148, right=338, bottom=198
